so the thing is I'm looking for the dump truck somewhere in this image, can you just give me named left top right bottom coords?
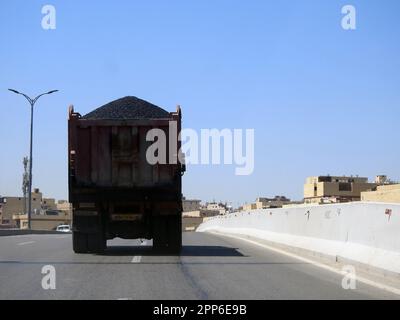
left=68, top=96, right=185, bottom=254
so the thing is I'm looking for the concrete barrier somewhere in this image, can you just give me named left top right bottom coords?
left=0, top=229, right=67, bottom=237
left=197, top=202, right=400, bottom=275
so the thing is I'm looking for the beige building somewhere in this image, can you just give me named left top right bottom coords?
left=182, top=216, right=204, bottom=232
left=0, top=188, right=72, bottom=229
left=57, top=200, right=72, bottom=215
left=182, top=198, right=201, bottom=212
left=0, top=189, right=43, bottom=225
left=255, top=196, right=291, bottom=209
left=375, top=175, right=389, bottom=185
left=242, top=203, right=257, bottom=211
left=182, top=209, right=220, bottom=218
left=13, top=211, right=71, bottom=230
left=206, top=202, right=227, bottom=215
left=304, top=175, right=377, bottom=204
left=361, top=184, right=400, bottom=203
left=182, top=208, right=220, bottom=232
left=181, top=197, right=220, bottom=231
left=242, top=196, right=291, bottom=211
left=42, top=198, right=57, bottom=210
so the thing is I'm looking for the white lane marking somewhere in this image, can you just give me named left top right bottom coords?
left=117, top=298, right=133, bottom=300
left=208, top=231, right=400, bottom=296
left=17, top=241, right=35, bottom=246
left=131, top=256, right=142, bottom=263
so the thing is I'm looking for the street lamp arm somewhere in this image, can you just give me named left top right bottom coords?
left=9, top=89, right=58, bottom=106
left=8, top=89, right=33, bottom=105
left=33, top=90, right=59, bottom=104
left=32, top=93, right=47, bottom=104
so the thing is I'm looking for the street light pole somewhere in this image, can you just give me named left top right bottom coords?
left=8, top=89, right=58, bottom=229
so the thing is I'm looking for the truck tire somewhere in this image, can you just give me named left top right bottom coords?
left=73, top=232, right=88, bottom=254
left=87, top=233, right=106, bottom=254
left=153, top=216, right=168, bottom=252
left=167, top=216, right=182, bottom=254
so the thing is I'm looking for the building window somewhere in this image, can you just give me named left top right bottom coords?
left=339, top=183, right=352, bottom=192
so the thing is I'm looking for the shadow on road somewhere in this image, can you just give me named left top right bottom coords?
left=0, top=243, right=313, bottom=265
left=100, top=245, right=245, bottom=257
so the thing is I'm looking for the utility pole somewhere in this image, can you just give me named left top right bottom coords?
left=22, top=157, right=29, bottom=216
left=8, top=89, right=58, bottom=229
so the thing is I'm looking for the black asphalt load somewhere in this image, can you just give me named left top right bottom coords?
left=82, top=96, right=171, bottom=120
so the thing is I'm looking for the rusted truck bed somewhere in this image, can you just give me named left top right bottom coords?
left=68, top=96, right=184, bottom=254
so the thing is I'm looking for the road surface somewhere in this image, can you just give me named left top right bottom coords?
left=0, top=232, right=398, bottom=300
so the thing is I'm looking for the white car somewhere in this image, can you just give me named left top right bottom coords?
left=56, top=225, right=71, bottom=232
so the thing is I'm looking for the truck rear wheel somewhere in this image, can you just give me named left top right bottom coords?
left=73, top=231, right=88, bottom=254
left=87, top=233, right=106, bottom=254
left=153, top=216, right=168, bottom=252
left=167, top=216, right=182, bottom=254
left=153, top=216, right=182, bottom=254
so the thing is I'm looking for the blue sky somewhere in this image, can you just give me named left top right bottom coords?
left=0, top=0, right=399, bottom=207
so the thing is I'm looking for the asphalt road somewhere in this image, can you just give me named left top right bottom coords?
left=0, top=232, right=398, bottom=300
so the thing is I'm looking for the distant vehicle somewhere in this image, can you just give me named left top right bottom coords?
left=56, top=225, right=71, bottom=232
left=68, top=97, right=185, bottom=254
